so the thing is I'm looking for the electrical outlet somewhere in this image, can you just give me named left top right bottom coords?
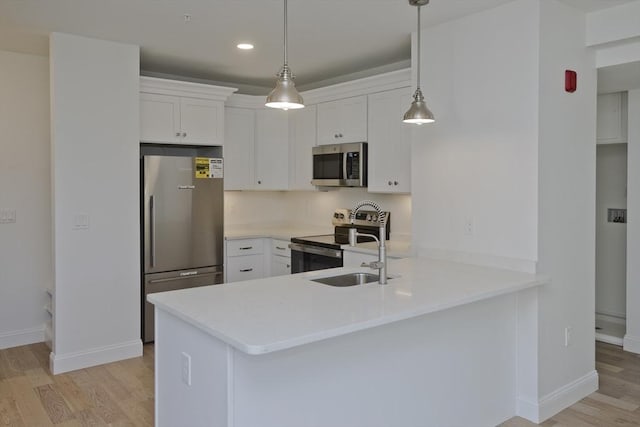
left=464, top=217, right=474, bottom=236
left=564, top=327, right=572, bottom=347
left=0, top=209, right=16, bottom=224
left=181, top=352, right=191, bottom=386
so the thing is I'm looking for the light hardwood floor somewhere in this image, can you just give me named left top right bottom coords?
left=0, top=343, right=154, bottom=426
left=1, top=341, right=639, bottom=426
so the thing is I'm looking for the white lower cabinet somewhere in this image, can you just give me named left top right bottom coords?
left=270, top=239, right=292, bottom=277
left=226, top=238, right=266, bottom=283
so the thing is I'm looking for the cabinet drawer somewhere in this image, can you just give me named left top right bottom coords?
left=227, top=255, right=265, bottom=282
left=271, top=239, right=291, bottom=257
left=227, top=239, right=264, bottom=257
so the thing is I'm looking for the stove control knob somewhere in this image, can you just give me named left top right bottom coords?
left=339, top=213, right=345, bottom=219
left=372, top=215, right=378, bottom=222
left=334, top=213, right=339, bottom=219
left=366, top=214, right=372, bottom=221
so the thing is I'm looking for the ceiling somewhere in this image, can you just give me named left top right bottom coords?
left=0, top=0, right=635, bottom=94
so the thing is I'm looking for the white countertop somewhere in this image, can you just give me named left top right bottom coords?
left=148, top=257, right=546, bottom=355
left=225, top=222, right=413, bottom=258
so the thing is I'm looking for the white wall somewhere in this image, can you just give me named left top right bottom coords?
left=412, top=0, right=597, bottom=420
left=0, top=50, right=51, bottom=349
left=225, top=189, right=412, bottom=240
left=625, top=89, right=640, bottom=352
left=49, top=33, right=141, bottom=373
left=536, top=0, right=597, bottom=408
left=413, top=0, right=540, bottom=272
left=596, top=143, right=627, bottom=319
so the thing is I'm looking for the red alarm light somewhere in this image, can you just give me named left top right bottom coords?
left=565, top=70, right=577, bottom=93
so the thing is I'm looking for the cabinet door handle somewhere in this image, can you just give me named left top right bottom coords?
left=276, top=246, right=286, bottom=250
left=388, top=181, right=392, bottom=186
left=182, top=132, right=187, bottom=137
left=239, top=246, right=253, bottom=250
left=240, top=268, right=253, bottom=272
left=175, top=132, right=181, bottom=137
left=394, top=181, right=398, bottom=186
left=286, top=264, right=290, bottom=269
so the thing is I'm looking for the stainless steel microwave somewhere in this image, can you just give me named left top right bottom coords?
left=311, top=142, right=367, bottom=187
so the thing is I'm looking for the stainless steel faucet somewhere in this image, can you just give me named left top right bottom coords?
left=348, top=200, right=388, bottom=285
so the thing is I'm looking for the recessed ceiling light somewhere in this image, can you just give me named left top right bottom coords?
left=237, top=43, right=254, bottom=50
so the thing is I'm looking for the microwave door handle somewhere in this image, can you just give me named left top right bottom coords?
left=343, top=152, right=349, bottom=180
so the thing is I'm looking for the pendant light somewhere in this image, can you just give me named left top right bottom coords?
left=266, top=0, right=304, bottom=110
left=403, top=0, right=435, bottom=124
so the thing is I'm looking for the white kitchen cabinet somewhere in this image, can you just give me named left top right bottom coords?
left=140, top=93, right=224, bottom=145
left=597, top=92, right=628, bottom=144
left=140, top=76, right=236, bottom=145
left=367, top=88, right=412, bottom=194
left=289, top=105, right=317, bottom=190
left=224, top=107, right=255, bottom=190
left=317, top=95, right=367, bottom=145
left=270, top=239, right=292, bottom=277
left=226, top=238, right=266, bottom=283
left=255, top=109, right=290, bottom=190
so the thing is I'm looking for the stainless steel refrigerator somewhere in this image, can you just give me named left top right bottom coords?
left=141, top=145, right=224, bottom=343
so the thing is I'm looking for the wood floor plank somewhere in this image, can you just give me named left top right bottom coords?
left=7, top=376, right=53, bottom=426
left=35, top=383, right=76, bottom=424
left=0, top=397, right=25, bottom=427
left=589, top=391, right=640, bottom=411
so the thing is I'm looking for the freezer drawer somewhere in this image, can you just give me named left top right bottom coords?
left=143, top=266, right=223, bottom=343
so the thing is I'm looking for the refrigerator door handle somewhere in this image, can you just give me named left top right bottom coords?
left=148, top=271, right=223, bottom=284
left=150, top=195, right=156, bottom=267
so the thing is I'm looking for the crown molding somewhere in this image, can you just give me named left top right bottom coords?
left=140, top=76, right=237, bottom=101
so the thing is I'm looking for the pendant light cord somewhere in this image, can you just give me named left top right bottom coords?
left=283, top=0, right=288, bottom=67
left=416, top=5, right=421, bottom=92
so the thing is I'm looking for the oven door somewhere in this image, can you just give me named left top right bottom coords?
left=289, top=243, right=343, bottom=273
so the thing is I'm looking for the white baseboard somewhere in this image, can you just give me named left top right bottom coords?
left=596, top=332, right=624, bottom=346
left=623, top=334, right=640, bottom=354
left=517, top=370, right=599, bottom=423
left=50, top=339, right=143, bottom=374
left=0, top=326, right=45, bottom=350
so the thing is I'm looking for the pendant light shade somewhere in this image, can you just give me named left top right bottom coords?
left=266, top=0, right=304, bottom=110
left=403, top=0, right=434, bottom=124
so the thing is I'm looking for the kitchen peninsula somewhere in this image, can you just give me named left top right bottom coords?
left=148, top=257, right=546, bottom=427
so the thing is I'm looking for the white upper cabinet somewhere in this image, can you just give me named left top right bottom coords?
left=316, top=95, right=367, bottom=145
left=597, top=92, right=627, bottom=144
left=140, top=93, right=181, bottom=143
left=289, top=105, right=317, bottom=191
left=255, top=109, right=289, bottom=190
left=139, top=77, right=236, bottom=145
left=367, top=87, right=412, bottom=194
left=224, top=107, right=255, bottom=191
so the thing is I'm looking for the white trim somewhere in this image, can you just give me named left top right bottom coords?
left=227, top=345, right=235, bottom=427
left=517, top=370, right=599, bottom=423
left=140, top=76, right=237, bottom=101
left=0, top=326, right=44, bottom=350
left=50, top=339, right=142, bottom=374
left=623, top=334, right=640, bottom=354
left=226, top=94, right=268, bottom=109
left=596, top=332, right=624, bottom=346
left=302, top=69, right=411, bottom=105
left=417, top=247, right=538, bottom=274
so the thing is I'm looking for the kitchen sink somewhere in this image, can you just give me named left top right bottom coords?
left=311, top=272, right=381, bottom=287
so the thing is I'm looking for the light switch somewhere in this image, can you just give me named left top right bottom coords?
left=0, top=209, right=16, bottom=224
left=73, top=213, right=90, bottom=230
